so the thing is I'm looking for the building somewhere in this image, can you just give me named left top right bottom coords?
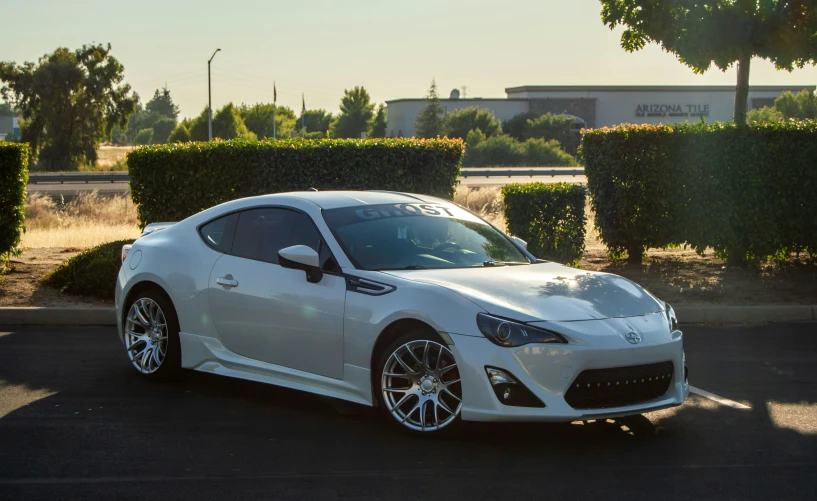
left=385, top=85, right=814, bottom=137
left=0, top=115, right=20, bottom=141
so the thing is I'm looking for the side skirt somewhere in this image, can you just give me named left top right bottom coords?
left=179, top=332, right=373, bottom=407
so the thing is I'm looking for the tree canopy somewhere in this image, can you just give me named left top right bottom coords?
left=414, top=79, right=444, bottom=138
left=146, top=86, right=180, bottom=120
left=600, top=0, right=817, bottom=124
left=332, top=86, right=375, bottom=138
left=187, top=103, right=256, bottom=141
left=370, top=104, right=388, bottom=138
left=441, top=106, right=501, bottom=139
left=240, top=103, right=296, bottom=139
left=0, top=43, right=137, bottom=170
left=748, top=88, right=817, bottom=122
left=299, top=109, right=334, bottom=135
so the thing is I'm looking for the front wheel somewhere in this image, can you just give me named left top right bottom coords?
left=376, top=331, right=463, bottom=434
left=123, top=289, right=181, bottom=380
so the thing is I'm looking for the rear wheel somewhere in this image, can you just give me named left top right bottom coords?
left=123, top=289, right=181, bottom=380
left=376, top=331, right=463, bottom=434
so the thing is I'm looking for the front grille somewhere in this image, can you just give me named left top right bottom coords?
left=565, top=361, right=674, bottom=410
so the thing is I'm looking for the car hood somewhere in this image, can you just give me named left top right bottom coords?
left=381, top=262, right=665, bottom=322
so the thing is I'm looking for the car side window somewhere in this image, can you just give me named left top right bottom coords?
left=199, top=213, right=239, bottom=253
left=231, top=208, right=321, bottom=264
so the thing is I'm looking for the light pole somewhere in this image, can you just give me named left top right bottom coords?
left=207, top=48, right=221, bottom=140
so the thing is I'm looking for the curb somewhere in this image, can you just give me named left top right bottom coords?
left=0, top=307, right=116, bottom=326
left=0, top=305, right=816, bottom=327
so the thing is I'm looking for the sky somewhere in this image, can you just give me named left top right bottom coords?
left=4, top=0, right=817, bottom=120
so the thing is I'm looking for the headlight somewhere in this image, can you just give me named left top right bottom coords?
left=476, top=313, right=566, bottom=347
left=665, top=303, right=679, bottom=333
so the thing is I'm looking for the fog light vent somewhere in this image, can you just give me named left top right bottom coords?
left=484, top=367, right=545, bottom=408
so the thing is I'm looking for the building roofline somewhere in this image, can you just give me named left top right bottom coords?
left=505, top=85, right=816, bottom=93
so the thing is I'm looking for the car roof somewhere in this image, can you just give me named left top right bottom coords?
left=281, top=190, right=446, bottom=210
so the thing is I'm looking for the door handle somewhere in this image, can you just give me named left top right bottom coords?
left=216, top=276, right=239, bottom=288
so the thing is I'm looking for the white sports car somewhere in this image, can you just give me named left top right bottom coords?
left=116, top=190, right=688, bottom=434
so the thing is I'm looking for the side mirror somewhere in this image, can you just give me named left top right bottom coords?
left=278, top=245, right=323, bottom=283
left=510, top=236, right=528, bottom=250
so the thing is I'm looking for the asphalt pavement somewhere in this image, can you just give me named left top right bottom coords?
left=0, top=323, right=815, bottom=500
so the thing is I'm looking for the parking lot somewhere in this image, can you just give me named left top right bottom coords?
left=1, top=322, right=815, bottom=500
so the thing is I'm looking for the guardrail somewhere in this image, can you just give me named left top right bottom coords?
left=460, top=168, right=584, bottom=178
left=28, top=167, right=585, bottom=184
left=29, top=172, right=130, bottom=184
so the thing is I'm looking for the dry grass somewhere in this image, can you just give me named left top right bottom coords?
left=80, top=145, right=135, bottom=171
left=454, top=185, right=505, bottom=230
left=23, top=191, right=140, bottom=248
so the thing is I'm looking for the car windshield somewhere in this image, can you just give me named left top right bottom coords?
left=322, top=202, right=530, bottom=270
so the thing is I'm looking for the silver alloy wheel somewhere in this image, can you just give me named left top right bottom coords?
left=124, top=297, right=169, bottom=374
left=381, top=340, right=463, bottom=432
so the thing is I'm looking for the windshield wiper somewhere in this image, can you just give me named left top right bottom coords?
left=480, top=260, right=507, bottom=267
left=379, top=265, right=427, bottom=270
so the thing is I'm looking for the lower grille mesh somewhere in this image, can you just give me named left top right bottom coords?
left=565, top=361, right=674, bottom=410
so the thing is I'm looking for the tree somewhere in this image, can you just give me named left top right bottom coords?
left=299, top=109, right=334, bottom=134
left=332, top=86, right=375, bottom=138
left=212, top=103, right=256, bottom=141
left=167, top=124, right=191, bottom=143
left=150, top=117, right=176, bottom=144
left=240, top=103, right=296, bottom=139
left=146, top=86, right=179, bottom=120
left=747, top=88, right=817, bottom=122
left=414, top=79, right=445, bottom=138
left=502, top=111, right=540, bottom=140
left=135, top=128, right=154, bottom=145
left=370, top=104, right=388, bottom=138
left=441, top=106, right=501, bottom=139
left=600, top=0, right=817, bottom=124
left=0, top=43, right=137, bottom=170
left=0, top=101, right=14, bottom=116
left=773, top=88, right=817, bottom=119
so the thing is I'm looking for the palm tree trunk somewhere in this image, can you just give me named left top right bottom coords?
left=734, top=52, right=751, bottom=125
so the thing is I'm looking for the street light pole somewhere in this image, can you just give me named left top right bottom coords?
left=207, top=48, right=221, bottom=141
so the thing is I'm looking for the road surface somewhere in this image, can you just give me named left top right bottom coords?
left=1, top=322, right=815, bottom=500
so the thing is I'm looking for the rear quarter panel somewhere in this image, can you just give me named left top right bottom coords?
left=119, top=224, right=223, bottom=340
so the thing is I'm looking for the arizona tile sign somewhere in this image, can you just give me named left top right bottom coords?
left=635, top=104, right=710, bottom=118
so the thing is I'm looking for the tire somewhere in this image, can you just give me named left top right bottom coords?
left=122, top=288, right=182, bottom=381
left=375, top=330, right=463, bottom=435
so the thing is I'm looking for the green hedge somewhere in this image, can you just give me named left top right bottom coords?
left=582, top=121, right=817, bottom=264
left=43, top=240, right=132, bottom=299
left=128, top=138, right=464, bottom=227
left=0, top=143, right=29, bottom=262
left=502, top=182, right=586, bottom=266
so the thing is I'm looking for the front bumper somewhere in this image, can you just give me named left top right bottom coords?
left=448, top=312, right=688, bottom=422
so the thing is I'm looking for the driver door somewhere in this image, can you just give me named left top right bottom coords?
left=207, top=207, right=346, bottom=379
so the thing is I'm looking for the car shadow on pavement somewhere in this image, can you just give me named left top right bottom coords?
left=0, top=325, right=816, bottom=500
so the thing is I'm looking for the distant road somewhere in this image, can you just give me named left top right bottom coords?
left=27, top=167, right=586, bottom=196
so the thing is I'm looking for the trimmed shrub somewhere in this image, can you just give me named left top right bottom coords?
left=0, top=143, right=29, bottom=264
left=502, top=182, right=586, bottom=266
left=582, top=121, right=817, bottom=265
left=463, top=134, right=576, bottom=167
left=128, top=138, right=463, bottom=227
left=43, top=239, right=132, bottom=299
